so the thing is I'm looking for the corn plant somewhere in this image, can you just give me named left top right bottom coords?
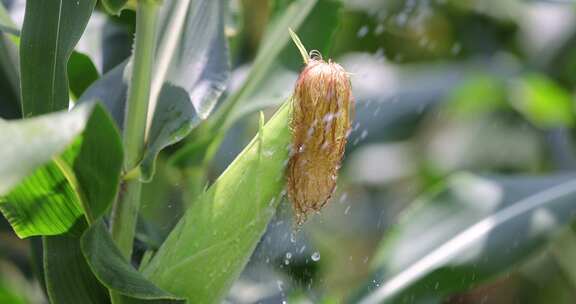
left=0, top=0, right=313, bottom=303
left=4, top=1, right=576, bottom=304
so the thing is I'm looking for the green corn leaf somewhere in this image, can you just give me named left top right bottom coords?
left=0, top=3, right=98, bottom=118
left=139, top=0, right=230, bottom=181
left=0, top=103, right=123, bottom=238
left=227, top=0, right=342, bottom=127
left=80, top=0, right=230, bottom=182
left=80, top=61, right=128, bottom=126
left=68, top=51, right=99, bottom=100
left=354, top=173, right=576, bottom=304
left=20, top=0, right=96, bottom=117
left=0, top=3, right=19, bottom=119
left=43, top=220, right=110, bottom=304
left=170, top=0, right=319, bottom=168
left=509, top=74, right=575, bottom=128
left=81, top=219, right=184, bottom=303
left=0, top=34, right=19, bottom=119
left=142, top=101, right=291, bottom=303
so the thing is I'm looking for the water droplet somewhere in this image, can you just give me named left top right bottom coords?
left=396, top=13, right=408, bottom=27
left=360, top=130, right=368, bottom=139
left=375, top=24, right=385, bottom=35
left=311, top=252, right=321, bottom=262
left=263, top=149, right=274, bottom=157
left=284, top=251, right=292, bottom=264
left=344, top=205, right=351, bottom=215
left=357, top=25, right=369, bottom=38
left=451, top=43, right=461, bottom=55
left=339, top=192, right=348, bottom=203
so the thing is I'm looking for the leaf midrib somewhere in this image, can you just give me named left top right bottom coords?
left=50, top=0, right=64, bottom=112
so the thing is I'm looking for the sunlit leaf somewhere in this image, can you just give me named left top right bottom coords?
left=509, top=74, right=574, bottom=128
left=446, top=73, right=506, bottom=117
left=142, top=103, right=291, bottom=303
left=0, top=103, right=122, bottom=238
left=0, top=3, right=18, bottom=36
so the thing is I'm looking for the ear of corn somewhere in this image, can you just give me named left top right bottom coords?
left=287, top=34, right=353, bottom=224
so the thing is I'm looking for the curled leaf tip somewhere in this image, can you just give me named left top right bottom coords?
left=309, top=50, right=323, bottom=61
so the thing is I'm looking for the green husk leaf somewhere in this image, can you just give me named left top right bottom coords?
left=142, top=101, right=292, bottom=303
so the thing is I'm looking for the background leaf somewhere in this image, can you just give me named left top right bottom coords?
left=79, top=61, right=128, bottom=127
left=142, top=103, right=291, bottom=303
left=20, top=0, right=96, bottom=116
left=152, top=0, right=229, bottom=120
left=139, top=0, right=230, bottom=181
left=68, top=51, right=99, bottom=100
left=101, top=0, right=129, bottom=15
left=0, top=3, right=18, bottom=36
left=509, top=74, right=575, bottom=128
left=225, top=0, right=342, bottom=125
left=356, top=173, right=576, bottom=304
left=0, top=3, right=19, bottom=119
left=0, top=3, right=97, bottom=119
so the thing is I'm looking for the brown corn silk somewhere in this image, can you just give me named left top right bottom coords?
left=287, top=57, right=352, bottom=224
